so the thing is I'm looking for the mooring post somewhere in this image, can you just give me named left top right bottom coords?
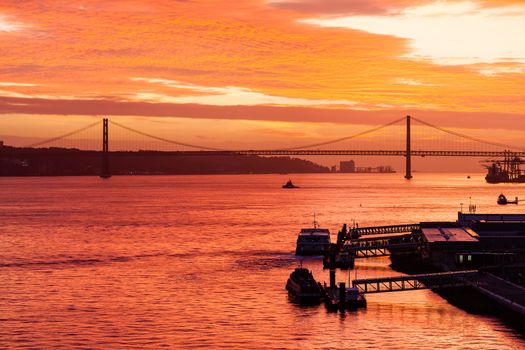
left=330, top=268, right=336, bottom=289
left=405, top=115, right=412, bottom=179
left=100, top=118, right=111, bottom=178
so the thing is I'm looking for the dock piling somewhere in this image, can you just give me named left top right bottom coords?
left=339, top=282, right=346, bottom=310
left=330, top=269, right=336, bottom=289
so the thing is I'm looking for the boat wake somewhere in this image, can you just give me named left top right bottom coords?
left=0, top=252, right=189, bottom=269
left=234, top=253, right=296, bottom=271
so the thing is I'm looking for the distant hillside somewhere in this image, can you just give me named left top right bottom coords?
left=0, top=146, right=329, bottom=176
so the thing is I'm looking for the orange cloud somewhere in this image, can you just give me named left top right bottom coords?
left=0, top=0, right=523, bottom=143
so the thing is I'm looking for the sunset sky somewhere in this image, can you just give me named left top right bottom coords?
left=0, top=0, right=524, bottom=154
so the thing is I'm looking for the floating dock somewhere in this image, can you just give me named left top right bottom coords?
left=321, top=269, right=366, bottom=311
left=322, top=282, right=367, bottom=311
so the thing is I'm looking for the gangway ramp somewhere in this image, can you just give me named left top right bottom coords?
left=352, top=270, right=480, bottom=294
left=351, top=224, right=420, bottom=237
left=345, top=242, right=425, bottom=258
left=343, top=232, right=425, bottom=258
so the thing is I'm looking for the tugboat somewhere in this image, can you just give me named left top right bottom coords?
left=285, top=267, right=322, bottom=305
left=295, top=214, right=331, bottom=255
left=497, top=193, right=518, bottom=205
left=282, top=179, right=299, bottom=188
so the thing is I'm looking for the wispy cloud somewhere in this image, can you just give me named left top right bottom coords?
left=131, top=77, right=358, bottom=107
left=477, top=66, right=523, bottom=76
left=251, top=127, right=312, bottom=137
left=394, top=78, right=435, bottom=86
left=0, top=89, right=94, bottom=100
left=0, top=15, right=26, bottom=32
left=0, top=81, right=37, bottom=87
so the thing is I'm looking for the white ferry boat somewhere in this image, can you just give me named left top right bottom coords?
left=295, top=216, right=331, bottom=256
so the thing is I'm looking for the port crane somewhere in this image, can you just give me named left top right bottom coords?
left=482, top=152, right=525, bottom=183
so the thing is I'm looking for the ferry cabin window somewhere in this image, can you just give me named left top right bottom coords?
left=458, top=255, right=464, bottom=264
left=467, top=255, right=472, bottom=262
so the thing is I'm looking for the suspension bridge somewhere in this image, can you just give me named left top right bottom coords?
left=2, top=115, right=524, bottom=178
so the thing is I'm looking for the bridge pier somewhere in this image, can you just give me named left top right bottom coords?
left=100, top=118, right=111, bottom=179
left=405, top=115, right=412, bottom=180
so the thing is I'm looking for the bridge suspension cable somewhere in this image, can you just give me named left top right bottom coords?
left=109, top=120, right=225, bottom=151
left=412, top=116, right=525, bottom=151
left=282, top=116, right=406, bottom=150
left=24, top=120, right=101, bottom=148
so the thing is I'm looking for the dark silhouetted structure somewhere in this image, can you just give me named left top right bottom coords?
left=100, top=118, right=111, bottom=178
left=405, top=115, right=412, bottom=179
left=340, top=160, right=355, bottom=173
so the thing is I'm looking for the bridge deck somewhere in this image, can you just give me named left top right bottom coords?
left=352, top=270, right=480, bottom=294
left=5, top=149, right=525, bottom=158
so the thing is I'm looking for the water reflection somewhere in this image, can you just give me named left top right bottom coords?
left=0, top=174, right=524, bottom=349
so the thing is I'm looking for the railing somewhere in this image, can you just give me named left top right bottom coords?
left=6, top=149, right=525, bottom=158
left=345, top=242, right=425, bottom=258
left=352, top=270, right=480, bottom=294
left=351, top=224, right=421, bottom=236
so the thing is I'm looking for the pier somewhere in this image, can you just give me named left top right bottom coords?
left=477, top=273, right=525, bottom=317
left=310, top=213, right=525, bottom=318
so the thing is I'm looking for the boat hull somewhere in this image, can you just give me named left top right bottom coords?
left=285, top=268, right=322, bottom=305
left=286, top=290, right=322, bottom=305
left=296, top=245, right=330, bottom=256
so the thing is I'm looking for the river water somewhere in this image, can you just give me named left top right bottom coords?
left=1, top=173, right=524, bottom=349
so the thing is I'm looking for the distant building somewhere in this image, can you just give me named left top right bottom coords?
left=355, top=165, right=395, bottom=173
left=340, top=160, right=355, bottom=173
left=340, top=159, right=395, bottom=173
left=330, top=165, right=337, bottom=173
left=0, top=140, right=4, bottom=147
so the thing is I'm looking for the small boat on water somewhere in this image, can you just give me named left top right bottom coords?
left=282, top=179, right=299, bottom=188
left=497, top=193, right=518, bottom=205
left=285, top=267, right=322, bottom=305
left=295, top=215, right=331, bottom=255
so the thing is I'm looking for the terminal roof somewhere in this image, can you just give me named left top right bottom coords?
left=422, top=227, right=479, bottom=243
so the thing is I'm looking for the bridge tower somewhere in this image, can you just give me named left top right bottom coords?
left=405, top=115, right=412, bottom=179
left=100, top=118, right=111, bottom=179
